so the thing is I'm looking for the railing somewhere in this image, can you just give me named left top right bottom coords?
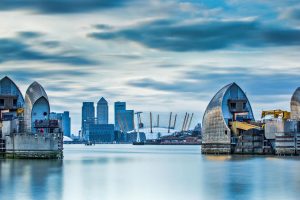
left=34, top=120, right=59, bottom=128
left=0, top=139, right=5, bottom=152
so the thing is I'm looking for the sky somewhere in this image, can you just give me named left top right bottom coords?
left=1, top=0, right=300, bottom=134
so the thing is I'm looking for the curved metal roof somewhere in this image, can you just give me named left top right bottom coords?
left=25, top=81, right=48, bottom=105
left=203, top=83, right=233, bottom=123
left=0, top=76, right=25, bottom=105
left=291, top=87, right=300, bottom=120
left=24, top=81, right=50, bottom=132
left=202, top=83, right=254, bottom=146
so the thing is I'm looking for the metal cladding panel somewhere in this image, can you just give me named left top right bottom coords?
left=0, top=76, right=24, bottom=107
left=222, top=83, right=254, bottom=123
left=264, top=119, right=284, bottom=140
left=202, top=83, right=255, bottom=145
left=24, top=82, right=50, bottom=132
left=291, top=87, right=300, bottom=120
left=202, top=83, right=232, bottom=145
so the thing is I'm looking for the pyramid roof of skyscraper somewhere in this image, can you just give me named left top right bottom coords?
left=98, top=97, right=107, bottom=104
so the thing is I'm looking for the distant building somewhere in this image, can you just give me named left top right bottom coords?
left=118, top=110, right=134, bottom=132
left=61, top=111, right=71, bottom=137
left=87, top=124, right=114, bottom=143
left=97, top=97, right=108, bottom=124
left=50, top=111, right=71, bottom=137
left=82, top=102, right=95, bottom=139
left=114, top=101, right=126, bottom=131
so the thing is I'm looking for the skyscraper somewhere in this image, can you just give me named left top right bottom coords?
left=118, top=109, right=134, bottom=132
left=87, top=124, right=114, bottom=143
left=114, top=101, right=126, bottom=131
left=61, top=111, right=71, bottom=137
left=97, top=97, right=108, bottom=124
left=82, top=102, right=95, bottom=138
left=50, top=111, right=71, bottom=137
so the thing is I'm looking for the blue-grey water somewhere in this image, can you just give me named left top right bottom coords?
left=1, top=145, right=300, bottom=200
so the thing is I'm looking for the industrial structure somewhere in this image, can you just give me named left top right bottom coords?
left=0, top=76, right=63, bottom=159
left=130, top=111, right=199, bottom=145
left=202, top=83, right=300, bottom=156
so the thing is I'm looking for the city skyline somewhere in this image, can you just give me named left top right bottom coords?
left=1, top=0, right=300, bottom=133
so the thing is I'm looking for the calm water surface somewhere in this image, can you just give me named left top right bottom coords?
left=1, top=144, right=300, bottom=200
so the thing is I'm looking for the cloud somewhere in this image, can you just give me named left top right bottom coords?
left=89, top=19, right=300, bottom=52
left=0, top=68, right=91, bottom=83
left=0, top=37, right=96, bottom=65
left=0, top=0, right=131, bottom=14
left=17, top=31, right=44, bottom=38
left=127, top=66, right=300, bottom=98
left=40, top=41, right=61, bottom=48
left=93, top=24, right=113, bottom=30
left=282, top=8, right=300, bottom=21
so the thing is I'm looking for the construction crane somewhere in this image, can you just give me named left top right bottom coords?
left=261, top=109, right=291, bottom=120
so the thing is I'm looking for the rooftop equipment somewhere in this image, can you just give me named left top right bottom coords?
left=261, top=109, right=291, bottom=120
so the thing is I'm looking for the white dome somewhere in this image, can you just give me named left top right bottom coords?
left=128, top=127, right=178, bottom=139
left=63, top=136, right=73, bottom=142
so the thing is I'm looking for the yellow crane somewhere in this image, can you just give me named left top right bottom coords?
left=261, top=109, right=290, bottom=120
left=230, top=121, right=261, bottom=135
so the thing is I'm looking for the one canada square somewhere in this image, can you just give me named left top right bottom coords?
left=97, top=97, right=108, bottom=124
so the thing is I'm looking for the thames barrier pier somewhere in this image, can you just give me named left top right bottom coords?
left=0, top=77, right=63, bottom=159
left=202, top=82, right=300, bottom=156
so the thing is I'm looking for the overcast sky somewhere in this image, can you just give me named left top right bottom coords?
left=1, top=0, right=300, bottom=134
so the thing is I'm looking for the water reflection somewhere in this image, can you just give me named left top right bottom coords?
left=202, top=154, right=300, bottom=200
left=0, top=159, right=63, bottom=200
left=1, top=145, right=300, bottom=200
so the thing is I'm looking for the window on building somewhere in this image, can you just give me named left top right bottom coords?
left=0, top=99, right=4, bottom=106
left=230, top=103, right=236, bottom=110
left=13, top=99, right=17, bottom=107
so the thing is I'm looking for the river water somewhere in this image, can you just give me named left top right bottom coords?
left=0, top=144, right=300, bottom=200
